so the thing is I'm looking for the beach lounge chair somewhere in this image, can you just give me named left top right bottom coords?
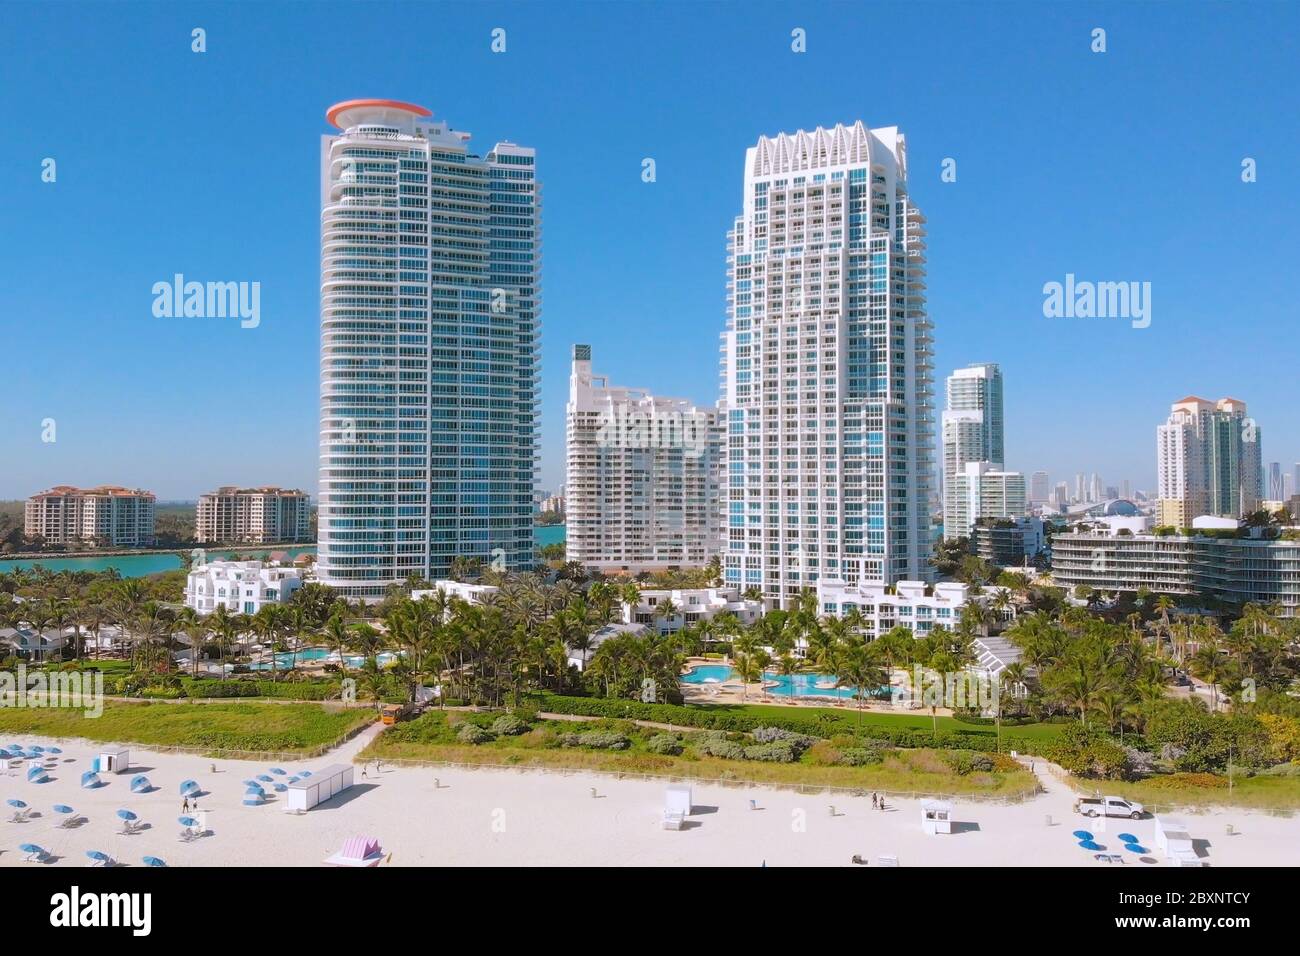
left=876, top=854, right=900, bottom=867
left=20, top=843, right=47, bottom=863
left=662, top=809, right=686, bottom=830
left=323, top=835, right=383, bottom=867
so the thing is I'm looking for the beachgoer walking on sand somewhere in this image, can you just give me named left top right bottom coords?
left=871, top=792, right=878, bottom=809
left=361, top=766, right=368, bottom=779
left=182, top=797, right=190, bottom=813
left=879, top=796, right=886, bottom=812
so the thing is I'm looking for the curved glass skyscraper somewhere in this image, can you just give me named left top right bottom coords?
left=319, top=99, right=539, bottom=599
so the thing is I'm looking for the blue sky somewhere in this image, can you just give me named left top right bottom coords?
left=2, top=0, right=1297, bottom=501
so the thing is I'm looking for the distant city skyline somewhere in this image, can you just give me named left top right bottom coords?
left=3, top=3, right=1298, bottom=501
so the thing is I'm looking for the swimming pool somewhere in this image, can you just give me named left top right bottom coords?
left=247, top=648, right=398, bottom=671
left=680, top=664, right=880, bottom=699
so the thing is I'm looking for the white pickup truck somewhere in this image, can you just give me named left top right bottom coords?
left=1073, top=796, right=1146, bottom=819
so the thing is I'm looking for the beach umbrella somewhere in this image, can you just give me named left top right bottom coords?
left=30, top=746, right=43, bottom=753
left=1124, top=843, right=1149, bottom=854
left=18, top=843, right=44, bottom=854
left=1118, top=832, right=1139, bottom=844
left=6, top=799, right=27, bottom=809
left=27, top=767, right=48, bottom=782
left=178, top=816, right=198, bottom=827
left=47, top=748, right=61, bottom=755
left=130, top=775, right=151, bottom=793
left=143, top=856, right=167, bottom=867
left=8, top=743, right=22, bottom=751
left=297, top=770, right=312, bottom=778
left=53, top=804, right=73, bottom=815
left=86, top=850, right=110, bottom=864
left=179, top=779, right=199, bottom=795
left=1079, top=840, right=1104, bottom=851
left=80, top=771, right=101, bottom=789
left=256, top=774, right=273, bottom=783
left=116, top=809, right=137, bottom=821
left=241, top=779, right=259, bottom=788
left=1072, top=830, right=1093, bottom=840
left=273, top=784, right=287, bottom=793
left=269, top=768, right=286, bottom=775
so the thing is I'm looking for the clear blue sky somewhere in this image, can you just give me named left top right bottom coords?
left=3, top=1, right=1297, bottom=501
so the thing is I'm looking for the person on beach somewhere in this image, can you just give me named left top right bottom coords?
left=871, top=792, right=878, bottom=809
left=182, top=797, right=190, bottom=813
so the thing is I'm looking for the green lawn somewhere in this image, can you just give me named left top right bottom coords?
left=364, top=711, right=1041, bottom=798
left=0, top=700, right=371, bottom=754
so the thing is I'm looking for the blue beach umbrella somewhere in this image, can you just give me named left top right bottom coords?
left=30, top=746, right=43, bottom=753
left=178, top=816, right=198, bottom=828
left=256, top=774, right=273, bottom=783
left=1072, top=830, right=1093, bottom=840
left=297, top=770, right=312, bottom=778
left=241, top=779, right=259, bottom=788
left=273, top=784, right=287, bottom=793
left=47, top=748, right=61, bottom=755
left=116, top=809, right=137, bottom=821
left=269, top=768, right=286, bottom=775
left=86, top=850, right=110, bottom=864
left=19, top=843, right=44, bottom=855
left=179, top=779, right=199, bottom=795
left=1117, top=832, right=1139, bottom=844
left=27, top=767, right=48, bottom=782
left=287, top=776, right=300, bottom=784
left=1079, top=840, right=1104, bottom=851
left=53, top=804, right=73, bottom=815
left=1124, top=843, right=1149, bottom=854
left=80, top=771, right=101, bottom=788
left=143, top=856, right=167, bottom=867
left=130, top=775, right=151, bottom=793
left=6, top=799, right=27, bottom=809
left=8, top=743, right=22, bottom=751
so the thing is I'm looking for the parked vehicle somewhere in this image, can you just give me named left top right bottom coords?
left=1074, top=795, right=1145, bottom=819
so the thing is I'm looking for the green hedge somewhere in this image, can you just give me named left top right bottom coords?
left=179, top=679, right=340, bottom=700
left=528, top=693, right=1013, bottom=753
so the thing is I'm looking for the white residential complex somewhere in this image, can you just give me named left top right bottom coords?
left=1156, top=396, right=1262, bottom=526
left=622, top=587, right=763, bottom=634
left=945, top=461, right=1027, bottom=540
left=566, top=345, right=722, bottom=573
left=817, top=579, right=1007, bottom=639
left=941, top=363, right=1021, bottom=539
left=195, top=486, right=311, bottom=544
left=720, top=122, right=935, bottom=608
left=184, top=560, right=305, bottom=616
left=317, top=99, right=540, bottom=600
left=24, top=485, right=156, bottom=547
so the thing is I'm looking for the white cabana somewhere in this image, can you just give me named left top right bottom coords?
left=286, top=764, right=353, bottom=812
left=1154, top=816, right=1202, bottom=866
left=95, top=749, right=130, bottom=774
left=921, top=800, right=953, bottom=835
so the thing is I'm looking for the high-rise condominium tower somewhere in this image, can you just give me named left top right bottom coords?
left=566, top=345, right=722, bottom=573
left=318, top=100, right=539, bottom=599
left=1156, top=396, right=1261, bottom=526
left=720, top=122, right=934, bottom=607
left=941, top=363, right=1005, bottom=536
left=1029, top=471, right=1050, bottom=505
left=1268, top=462, right=1283, bottom=501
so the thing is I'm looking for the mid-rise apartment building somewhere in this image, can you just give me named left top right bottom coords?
left=1156, top=396, right=1262, bottom=524
left=945, top=461, right=1027, bottom=540
left=566, top=345, right=722, bottom=573
left=24, top=486, right=156, bottom=547
left=195, top=487, right=311, bottom=543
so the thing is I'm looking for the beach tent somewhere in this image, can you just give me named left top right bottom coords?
left=921, top=800, right=953, bottom=835
left=323, top=835, right=383, bottom=867
left=286, top=764, right=353, bottom=812
left=80, top=771, right=102, bottom=789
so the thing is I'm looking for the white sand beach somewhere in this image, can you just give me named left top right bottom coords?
left=2, top=727, right=1295, bottom=867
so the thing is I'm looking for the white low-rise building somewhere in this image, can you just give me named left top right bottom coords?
left=623, top=587, right=763, bottom=634
left=411, top=580, right=501, bottom=610
left=185, top=561, right=305, bottom=616
left=817, top=579, right=1010, bottom=639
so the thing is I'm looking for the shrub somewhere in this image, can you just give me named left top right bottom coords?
left=838, top=747, right=886, bottom=767
left=558, top=731, right=630, bottom=751
left=742, top=741, right=798, bottom=763
left=695, top=732, right=746, bottom=760
left=751, top=726, right=817, bottom=754
left=490, top=715, right=529, bottom=736
left=647, top=733, right=683, bottom=756
left=944, top=751, right=995, bottom=775
left=456, top=723, right=495, bottom=745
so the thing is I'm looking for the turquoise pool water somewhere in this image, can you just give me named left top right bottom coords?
left=681, top=664, right=872, bottom=699
left=247, top=648, right=397, bottom=671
